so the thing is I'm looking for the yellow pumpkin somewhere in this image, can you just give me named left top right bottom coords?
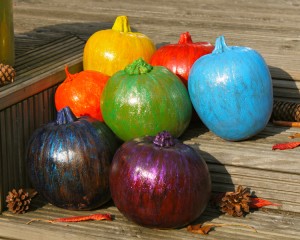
left=83, top=16, right=156, bottom=76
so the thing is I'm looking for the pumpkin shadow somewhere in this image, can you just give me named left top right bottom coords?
left=27, top=194, right=48, bottom=212
left=179, top=124, right=236, bottom=225
left=189, top=148, right=235, bottom=226
left=246, top=65, right=300, bottom=140
left=15, top=21, right=142, bottom=56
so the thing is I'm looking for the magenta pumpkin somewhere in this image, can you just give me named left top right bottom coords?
left=109, top=131, right=211, bottom=229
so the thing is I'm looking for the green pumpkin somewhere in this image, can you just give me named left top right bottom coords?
left=100, top=58, right=192, bottom=141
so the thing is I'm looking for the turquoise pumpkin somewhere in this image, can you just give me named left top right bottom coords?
left=188, top=36, right=273, bottom=141
left=101, top=58, right=192, bottom=141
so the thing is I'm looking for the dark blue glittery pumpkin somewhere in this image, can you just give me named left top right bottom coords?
left=26, top=106, right=118, bottom=210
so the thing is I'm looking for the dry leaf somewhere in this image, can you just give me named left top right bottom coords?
left=187, top=223, right=257, bottom=235
left=288, top=133, right=300, bottom=139
left=249, top=198, right=281, bottom=209
left=27, top=213, right=112, bottom=225
left=187, top=223, right=214, bottom=235
left=272, top=142, right=300, bottom=150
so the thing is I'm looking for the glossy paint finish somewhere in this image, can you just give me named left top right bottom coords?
left=188, top=36, right=273, bottom=141
left=26, top=107, right=118, bottom=210
left=55, top=67, right=110, bottom=121
left=83, top=16, right=156, bottom=76
left=100, top=59, right=192, bottom=141
left=109, top=133, right=211, bottom=229
left=150, top=32, right=214, bottom=87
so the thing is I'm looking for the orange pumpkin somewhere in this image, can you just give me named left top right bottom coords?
left=55, top=66, right=109, bottom=121
left=83, top=16, right=156, bottom=76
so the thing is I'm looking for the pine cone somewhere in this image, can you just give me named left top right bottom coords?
left=6, top=189, right=35, bottom=214
left=272, top=100, right=300, bottom=122
left=0, top=63, right=16, bottom=86
left=219, top=185, right=251, bottom=217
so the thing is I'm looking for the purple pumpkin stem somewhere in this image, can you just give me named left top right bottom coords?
left=124, top=58, right=153, bottom=75
left=213, top=35, right=230, bottom=54
left=153, top=131, right=175, bottom=148
left=56, top=106, right=78, bottom=125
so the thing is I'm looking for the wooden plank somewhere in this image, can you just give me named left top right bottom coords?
left=0, top=36, right=84, bottom=110
left=0, top=198, right=299, bottom=240
left=181, top=123, right=300, bottom=213
left=12, top=0, right=300, bottom=82
left=0, top=36, right=85, bottom=213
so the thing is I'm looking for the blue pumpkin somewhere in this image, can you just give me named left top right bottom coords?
left=26, top=106, right=119, bottom=210
left=188, top=36, right=273, bottom=141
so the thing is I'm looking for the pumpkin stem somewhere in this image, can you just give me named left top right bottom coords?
left=56, top=106, right=78, bottom=125
left=153, top=131, right=175, bottom=148
left=64, top=65, right=76, bottom=83
left=124, top=58, right=153, bottom=75
left=178, top=32, right=193, bottom=44
left=112, top=16, right=131, bottom=33
left=212, top=35, right=230, bottom=54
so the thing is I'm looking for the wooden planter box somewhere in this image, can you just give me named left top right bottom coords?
left=0, top=36, right=85, bottom=213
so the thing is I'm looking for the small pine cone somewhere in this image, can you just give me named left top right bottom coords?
left=219, top=185, right=251, bottom=217
left=0, top=63, right=16, bottom=86
left=272, top=100, right=300, bottom=122
left=6, top=189, right=32, bottom=214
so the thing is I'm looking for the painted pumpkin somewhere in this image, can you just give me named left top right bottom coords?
left=188, top=36, right=273, bottom=141
left=150, top=32, right=214, bottom=87
left=83, top=15, right=156, bottom=76
left=110, top=131, right=211, bottom=229
left=54, top=66, right=110, bottom=121
left=26, top=107, right=119, bottom=210
left=100, top=58, right=192, bottom=141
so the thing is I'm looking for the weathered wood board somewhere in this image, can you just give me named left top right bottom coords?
left=0, top=196, right=300, bottom=240
left=13, top=0, right=300, bottom=81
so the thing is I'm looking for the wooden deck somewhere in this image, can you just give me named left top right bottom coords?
left=1, top=0, right=300, bottom=239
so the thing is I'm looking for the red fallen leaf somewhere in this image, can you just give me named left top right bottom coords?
left=26, top=213, right=112, bottom=225
left=249, top=197, right=281, bottom=209
left=272, top=142, right=300, bottom=150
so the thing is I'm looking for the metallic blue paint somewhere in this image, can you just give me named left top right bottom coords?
left=26, top=107, right=119, bottom=210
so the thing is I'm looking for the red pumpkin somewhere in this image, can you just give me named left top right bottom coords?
left=55, top=66, right=109, bottom=121
left=150, top=32, right=214, bottom=87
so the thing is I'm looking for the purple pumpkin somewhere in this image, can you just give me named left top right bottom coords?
left=109, top=131, right=211, bottom=229
left=26, top=106, right=119, bottom=210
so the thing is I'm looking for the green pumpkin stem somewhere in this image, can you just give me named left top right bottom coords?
left=213, top=35, right=230, bottom=54
left=153, top=131, right=175, bottom=148
left=56, top=106, right=78, bottom=125
left=124, top=58, right=153, bottom=75
left=112, top=16, right=131, bottom=33
left=178, top=32, right=193, bottom=44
